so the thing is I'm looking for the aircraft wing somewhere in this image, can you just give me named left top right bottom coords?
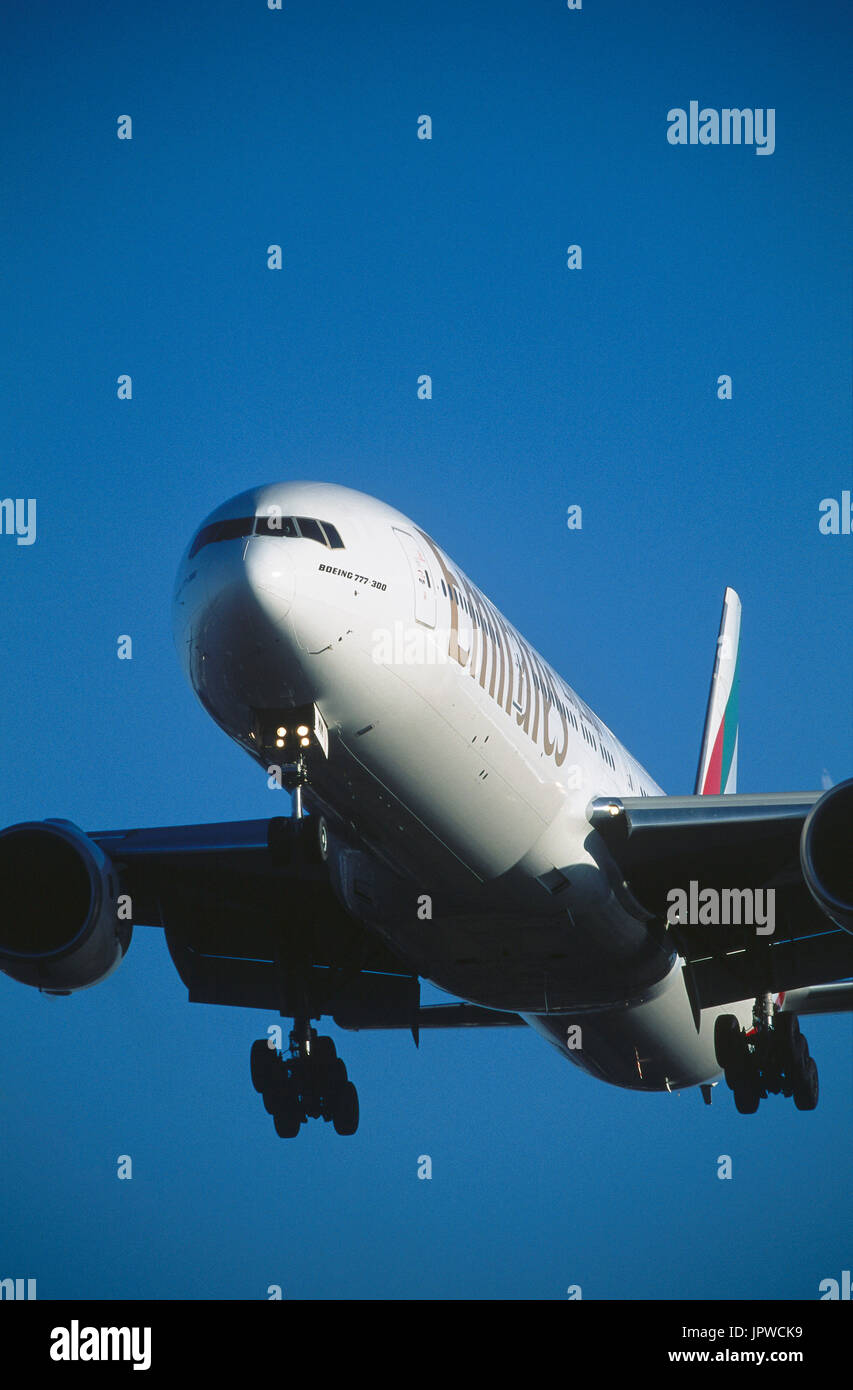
left=89, top=816, right=522, bottom=1033
left=588, top=783, right=853, bottom=1010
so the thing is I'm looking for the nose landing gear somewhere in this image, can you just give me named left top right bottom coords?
left=714, top=996, right=819, bottom=1113
left=250, top=1022, right=359, bottom=1137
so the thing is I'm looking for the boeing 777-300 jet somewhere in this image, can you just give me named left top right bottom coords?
left=2, top=482, right=851, bottom=1136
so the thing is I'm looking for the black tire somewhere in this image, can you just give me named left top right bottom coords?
left=273, top=1096, right=302, bottom=1138
left=262, top=1071, right=290, bottom=1114
left=317, top=816, right=330, bottom=861
left=296, top=815, right=325, bottom=865
left=791, top=1033, right=808, bottom=1072
left=325, top=1057, right=347, bottom=1099
left=723, top=1031, right=752, bottom=1091
left=793, top=1055, right=819, bottom=1111
left=733, top=1080, right=761, bottom=1114
left=778, top=1033, right=804, bottom=1097
left=714, top=1014, right=742, bottom=1071
left=774, top=1012, right=800, bottom=1067
left=251, top=1039, right=277, bottom=1093
left=332, top=1081, right=359, bottom=1135
left=311, top=1036, right=336, bottom=1070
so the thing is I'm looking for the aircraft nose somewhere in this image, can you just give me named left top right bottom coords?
left=173, top=529, right=307, bottom=729
left=172, top=529, right=296, bottom=678
left=243, top=533, right=296, bottom=620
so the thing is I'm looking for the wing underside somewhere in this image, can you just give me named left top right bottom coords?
left=93, top=817, right=523, bottom=1031
left=588, top=790, right=853, bottom=1009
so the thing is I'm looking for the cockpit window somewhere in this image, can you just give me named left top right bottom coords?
left=255, top=514, right=299, bottom=538
left=294, top=517, right=324, bottom=544
left=188, top=516, right=253, bottom=558
left=189, top=512, right=346, bottom=558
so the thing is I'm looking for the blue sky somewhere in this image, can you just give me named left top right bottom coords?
left=1, top=0, right=850, bottom=1300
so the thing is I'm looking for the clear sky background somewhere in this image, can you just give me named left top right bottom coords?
left=1, top=1, right=850, bottom=1300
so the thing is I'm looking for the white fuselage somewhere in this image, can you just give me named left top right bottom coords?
left=172, top=482, right=753, bottom=1095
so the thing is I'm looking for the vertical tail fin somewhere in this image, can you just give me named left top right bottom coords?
left=695, top=587, right=741, bottom=795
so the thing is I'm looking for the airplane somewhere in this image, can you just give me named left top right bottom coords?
left=1, top=480, right=851, bottom=1136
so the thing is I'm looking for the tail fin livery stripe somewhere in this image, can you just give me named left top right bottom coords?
left=695, top=588, right=741, bottom=796
left=702, top=716, right=725, bottom=795
left=699, top=652, right=739, bottom=793
left=720, top=650, right=739, bottom=792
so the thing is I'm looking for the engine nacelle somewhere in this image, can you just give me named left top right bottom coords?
left=801, top=778, right=853, bottom=935
left=0, top=820, right=131, bottom=992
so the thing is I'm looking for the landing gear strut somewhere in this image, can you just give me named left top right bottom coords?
left=714, top=995, right=819, bottom=1113
left=250, top=1021, right=359, bottom=1138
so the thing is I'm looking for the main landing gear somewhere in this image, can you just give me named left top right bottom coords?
left=714, top=996, right=819, bottom=1114
left=250, top=1021, right=359, bottom=1138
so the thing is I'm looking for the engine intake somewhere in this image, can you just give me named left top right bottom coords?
left=801, top=779, right=853, bottom=935
left=0, top=820, right=131, bottom=991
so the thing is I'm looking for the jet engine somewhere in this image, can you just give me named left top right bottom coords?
left=801, top=778, right=853, bottom=934
left=0, top=820, right=131, bottom=992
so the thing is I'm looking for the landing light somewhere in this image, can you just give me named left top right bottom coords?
left=296, top=725, right=309, bottom=737
left=300, top=737, right=310, bottom=747
left=276, top=738, right=285, bottom=748
left=276, top=726, right=287, bottom=737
